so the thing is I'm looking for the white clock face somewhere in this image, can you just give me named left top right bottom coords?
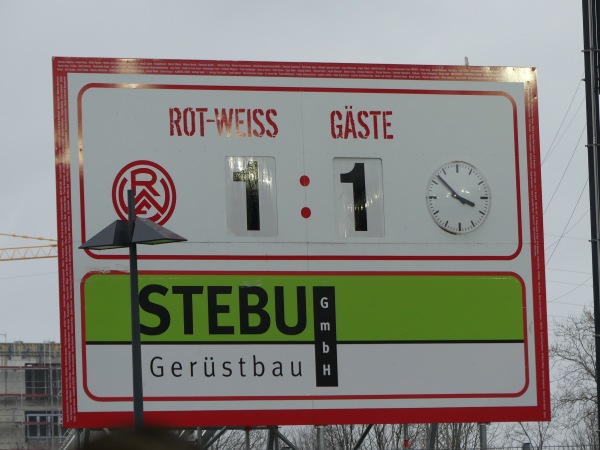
left=427, top=161, right=491, bottom=234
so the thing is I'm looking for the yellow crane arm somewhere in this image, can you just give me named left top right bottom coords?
left=0, top=245, right=58, bottom=261
left=0, top=233, right=58, bottom=261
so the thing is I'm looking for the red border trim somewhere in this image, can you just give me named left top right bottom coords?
left=52, top=58, right=79, bottom=425
left=524, top=76, right=550, bottom=420
left=77, top=83, right=522, bottom=261
left=67, top=405, right=545, bottom=429
left=53, top=58, right=536, bottom=83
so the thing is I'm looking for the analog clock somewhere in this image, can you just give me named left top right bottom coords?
left=426, top=161, right=491, bottom=234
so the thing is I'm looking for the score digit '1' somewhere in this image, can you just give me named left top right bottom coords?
left=339, top=162, right=367, bottom=231
left=233, top=161, right=260, bottom=231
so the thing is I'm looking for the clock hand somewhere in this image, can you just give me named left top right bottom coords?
left=437, top=175, right=475, bottom=207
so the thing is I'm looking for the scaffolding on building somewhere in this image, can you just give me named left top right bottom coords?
left=0, top=342, right=64, bottom=450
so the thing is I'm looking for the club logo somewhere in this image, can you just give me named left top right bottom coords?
left=112, top=160, right=176, bottom=225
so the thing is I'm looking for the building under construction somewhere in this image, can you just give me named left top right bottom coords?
left=0, top=342, right=63, bottom=450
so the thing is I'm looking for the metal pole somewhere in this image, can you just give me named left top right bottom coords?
left=582, top=0, right=600, bottom=438
left=48, top=342, right=55, bottom=449
left=83, top=429, right=90, bottom=447
left=127, top=189, right=144, bottom=428
left=316, top=426, right=324, bottom=450
left=202, top=427, right=229, bottom=449
left=403, top=424, right=409, bottom=449
left=479, top=423, right=487, bottom=450
left=352, top=425, right=373, bottom=450
left=427, top=424, right=438, bottom=450
left=268, top=426, right=299, bottom=450
left=267, top=427, right=280, bottom=450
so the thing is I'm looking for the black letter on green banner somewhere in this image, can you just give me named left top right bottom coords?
left=239, top=286, right=270, bottom=334
left=313, top=287, right=338, bottom=387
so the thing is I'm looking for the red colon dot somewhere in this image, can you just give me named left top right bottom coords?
left=299, top=175, right=310, bottom=187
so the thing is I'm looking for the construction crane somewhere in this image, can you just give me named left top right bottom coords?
left=0, top=233, right=57, bottom=261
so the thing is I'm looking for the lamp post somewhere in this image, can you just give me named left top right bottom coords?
left=80, top=190, right=186, bottom=428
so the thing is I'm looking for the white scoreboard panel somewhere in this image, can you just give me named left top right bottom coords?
left=53, top=58, right=548, bottom=428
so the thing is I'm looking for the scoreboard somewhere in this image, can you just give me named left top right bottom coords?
left=53, top=58, right=548, bottom=427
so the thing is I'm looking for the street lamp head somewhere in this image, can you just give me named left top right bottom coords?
left=79, top=220, right=129, bottom=250
left=79, top=218, right=186, bottom=250
left=131, top=218, right=187, bottom=245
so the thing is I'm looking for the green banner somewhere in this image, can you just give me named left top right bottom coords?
left=83, top=273, right=523, bottom=343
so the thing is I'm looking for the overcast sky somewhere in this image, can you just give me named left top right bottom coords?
left=0, top=1, right=589, bottom=343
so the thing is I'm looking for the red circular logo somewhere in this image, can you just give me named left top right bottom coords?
left=112, top=160, right=176, bottom=226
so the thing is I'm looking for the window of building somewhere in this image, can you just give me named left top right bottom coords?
left=24, top=410, right=62, bottom=440
left=24, top=365, right=60, bottom=398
